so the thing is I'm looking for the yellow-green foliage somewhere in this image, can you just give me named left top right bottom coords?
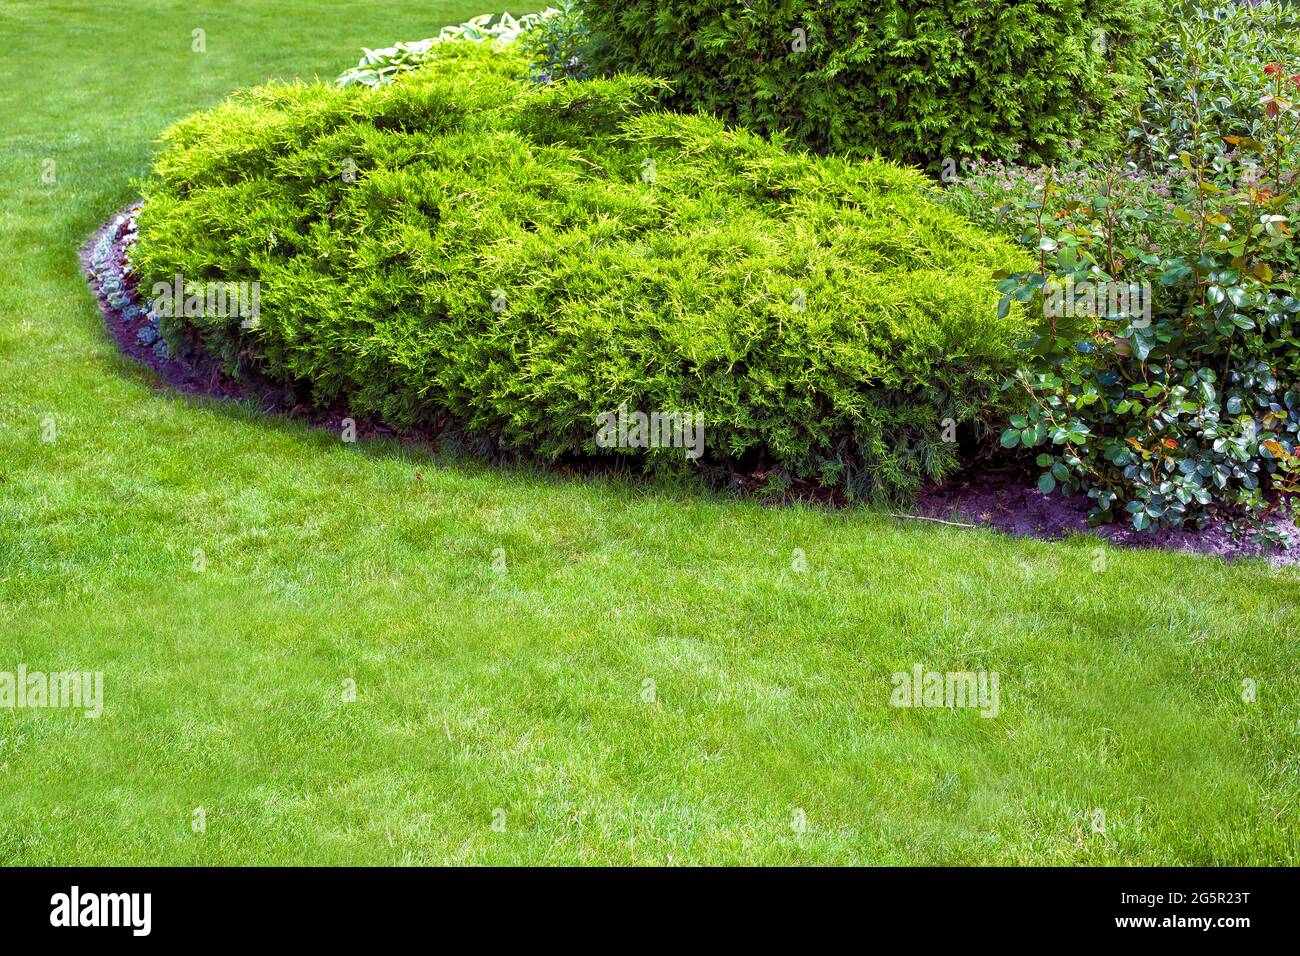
left=133, top=43, right=1030, bottom=501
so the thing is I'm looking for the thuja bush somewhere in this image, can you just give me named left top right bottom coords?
left=580, top=0, right=1165, bottom=169
left=132, top=43, right=1028, bottom=502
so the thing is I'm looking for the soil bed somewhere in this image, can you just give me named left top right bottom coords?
left=85, top=208, right=1298, bottom=565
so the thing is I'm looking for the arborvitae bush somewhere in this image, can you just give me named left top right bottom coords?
left=581, top=0, right=1165, bottom=169
left=133, top=43, right=1029, bottom=502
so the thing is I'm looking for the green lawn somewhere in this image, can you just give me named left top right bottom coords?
left=1, top=0, right=1297, bottom=866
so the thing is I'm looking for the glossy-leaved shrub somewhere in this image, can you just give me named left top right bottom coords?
left=133, top=43, right=1029, bottom=502
left=1135, top=0, right=1300, bottom=171
left=580, top=0, right=1166, bottom=169
left=956, top=60, right=1300, bottom=532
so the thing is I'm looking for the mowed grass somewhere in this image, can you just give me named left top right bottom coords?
left=1, top=1, right=1298, bottom=865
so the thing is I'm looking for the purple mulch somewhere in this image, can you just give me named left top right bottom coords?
left=916, top=467, right=1298, bottom=565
